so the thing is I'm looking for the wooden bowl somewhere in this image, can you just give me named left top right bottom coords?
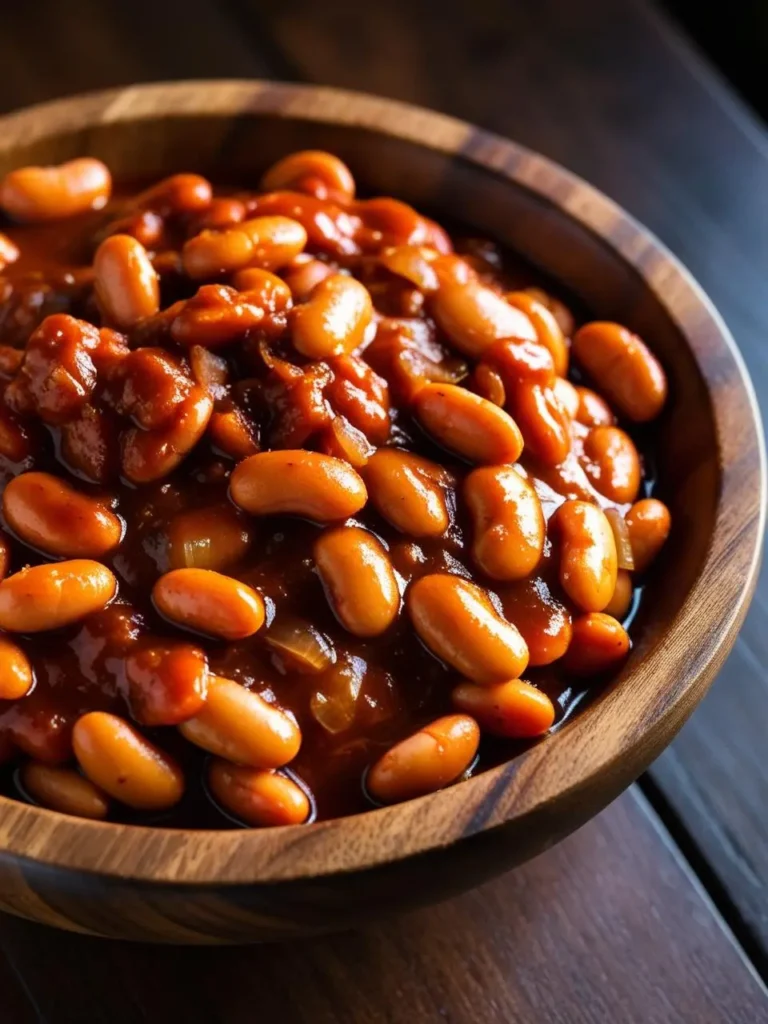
left=0, top=81, right=762, bottom=944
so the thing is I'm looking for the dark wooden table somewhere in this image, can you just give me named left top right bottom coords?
left=1, top=1, right=767, bottom=1020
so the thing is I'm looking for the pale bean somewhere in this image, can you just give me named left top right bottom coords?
left=451, top=679, right=555, bottom=738
left=414, top=383, right=523, bottom=464
left=315, top=525, right=400, bottom=637
left=551, top=500, right=618, bottom=612
left=73, top=711, right=184, bottom=810
left=364, top=448, right=452, bottom=537
left=3, top=471, right=122, bottom=558
left=208, top=760, right=310, bottom=827
left=572, top=321, right=667, bottom=422
left=367, top=714, right=480, bottom=804
left=0, top=560, right=117, bottom=632
left=464, top=465, right=545, bottom=580
left=21, top=762, right=109, bottom=820
left=0, top=637, right=33, bottom=699
left=153, top=568, right=265, bottom=641
left=626, top=498, right=671, bottom=572
left=292, top=274, right=373, bottom=358
left=506, top=291, right=569, bottom=376
left=0, top=158, right=111, bottom=222
left=179, top=675, right=301, bottom=769
left=407, top=574, right=529, bottom=684
left=230, top=450, right=367, bottom=522
left=94, top=234, right=160, bottom=328
left=432, top=276, right=537, bottom=358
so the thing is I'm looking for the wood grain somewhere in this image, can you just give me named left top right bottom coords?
left=0, top=791, right=765, bottom=1024
left=0, top=79, right=761, bottom=942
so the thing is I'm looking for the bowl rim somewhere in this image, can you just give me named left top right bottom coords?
left=0, top=79, right=763, bottom=886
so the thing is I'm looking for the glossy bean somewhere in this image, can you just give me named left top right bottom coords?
left=73, top=711, right=184, bottom=810
left=208, top=760, right=310, bottom=827
left=407, top=574, right=529, bottom=684
left=153, top=568, right=265, bottom=641
left=553, top=377, right=579, bottom=419
left=432, top=276, right=537, bottom=358
left=21, top=762, right=110, bottom=820
left=179, top=675, right=301, bottom=769
left=125, top=643, right=208, bottom=726
left=167, top=505, right=253, bottom=571
left=137, top=173, right=212, bottom=216
left=626, top=498, right=672, bottom=572
left=367, top=714, right=480, bottom=804
left=261, top=151, right=355, bottom=201
left=505, top=291, right=569, bottom=376
left=582, top=426, right=641, bottom=504
left=572, top=321, right=667, bottom=422
left=497, top=577, right=573, bottom=666
left=315, top=525, right=400, bottom=637
left=94, top=234, right=160, bottom=328
left=0, top=158, right=111, bottom=222
left=364, top=448, right=452, bottom=537
left=414, top=383, right=524, bottom=464
left=282, top=255, right=335, bottom=301
left=380, top=245, right=439, bottom=292
left=121, top=387, right=213, bottom=483
left=182, top=226, right=255, bottom=279
left=0, top=637, right=33, bottom=699
left=3, top=471, right=122, bottom=558
left=230, top=450, right=367, bottom=521
left=552, top=500, right=618, bottom=612
left=451, top=679, right=555, bottom=738
left=522, top=286, right=575, bottom=337
left=232, top=267, right=293, bottom=314
left=507, top=380, right=571, bottom=466
left=464, top=465, right=545, bottom=580
left=0, top=560, right=117, bottom=632
left=575, top=385, right=615, bottom=427
left=291, top=274, right=373, bottom=358
left=605, top=569, right=634, bottom=619
left=562, top=612, right=631, bottom=676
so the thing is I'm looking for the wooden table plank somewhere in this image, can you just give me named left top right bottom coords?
left=0, top=790, right=764, bottom=1024
left=241, top=0, right=768, bottom=958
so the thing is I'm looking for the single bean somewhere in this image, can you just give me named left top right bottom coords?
left=137, top=173, right=212, bottom=216
left=407, top=574, right=529, bottom=684
left=153, top=568, right=265, bottom=641
left=188, top=197, right=246, bottom=233
left=367, top=714, right=480, bottom=804
left=230, top=450, right=367, bottom=522
left=282, top=255, right=335, bottom=301
left=451, top=679, right=555, bottom=738
left=238, top=216, right=308, bottom=270
left=414, top=383, right=524, bottom=465
left=506, top=380, right=571, bottom=465
left=582, top=426, right=641, bottom=504
left=125, top=642, right=208, bottom=726
left=0, top=637, right=33, bottom=699
left=464, top=465, right=545, bottom=580
left=315, top=525, right=400, bottom=637
left=94, top=234, right=160, bottom=328
left=3, top=471, right=122, bottom=558
left=21, top=762, right=110, bottom=820
left=121, top=386, right=213, bottom=483
left=432, top=276, right=537, bottom=358
left=605, top=569, right=633, bottom=619
left=626, top=498, right=671, bottom=572
left=167, top=505, right=253, bottom=571
left=208, top=760, right=310, bottom=827
left=232, top=267, right=293, bottom=314
left=261, top=151, right=356, bottom=201
left=0, top=560, right=117, bottom=632
left=73, top=711, right=184, bottom=810
left=505, top=291, right=569, bottom=376
left=364, top=448, right=452, bottom=537
left=471, top=363, right=506, bottom=407
left=182, top=226, right=255, bottom=279
left=562, top=612, right=631, bottom=676
left=551, top=500, right=618, bottom=612
left=291, top=274, right=373, bottom=359
left=572, top=321, right=667, bottom=422
left=522, top=286, right=575, bottom=337
left=553, top=377, right=579, bottom=419
left=575, top=385, right=615, bottom=427
left=380, top=245, right=439, bottom=292
left=0, top=158, right=111, bottom=222
left=497, top=577, right=572, bottom=666
left=179, top=675, right=301, bottom=769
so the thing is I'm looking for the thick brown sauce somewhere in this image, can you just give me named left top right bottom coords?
left=0, top=190, right=657, bottom=827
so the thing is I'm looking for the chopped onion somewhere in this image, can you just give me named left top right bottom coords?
left=310, top=657, right=365, bottom=734
left=265, top=616, right=335, bottom=674
left=605, top=507, right=635, bottom=571
left=324, top=415, right=374, bottom=468
left=189, top=345, right=229, bottom=399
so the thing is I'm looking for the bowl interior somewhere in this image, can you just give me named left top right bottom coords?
left=0, top=85, right=758, bottom=891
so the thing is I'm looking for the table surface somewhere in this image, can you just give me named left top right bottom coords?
left=1, top=0, right=768, bottom=1020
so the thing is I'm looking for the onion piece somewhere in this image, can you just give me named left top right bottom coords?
left=322, top=414, right=375, bottom=468
left=265, top=616, right=335, bottom=674
left=605, top=507, right=635, bottom=571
